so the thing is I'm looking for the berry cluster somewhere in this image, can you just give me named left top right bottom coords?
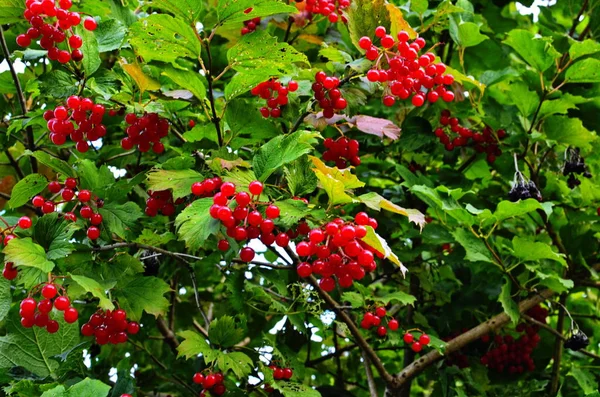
left=145, top=190, right=181, bottom=217
left=191, top=176, right=223, bottom=198
left=121, top=113, right=169, bottom=153
left=204, top=180, right=282, bottom=262
left=17, top=0, right=97, bottom=63
left=295, top=212, right=381, bottom=291
left=311, top=71, right=347, bottom=118
left=44, top=96, right=107, bottom=152
left=441, top=329, right=471, bottom=369
left=241, top=17, right=261, bottom=35
left=1, top=215, right=32, bottom=279
left=402, top=331, right=431, bottom=353
left=508, top=172, right=542, bottom=202
left=565, top=329, right=590, bottom=351
left=563, top=147, right=591, bottom=189
left=251, top=79, right=299, bottom=118
left=20, top=283, right=78, bottom=333
left=32, top=178, right=104, bottom=240
left=359, top=306, right=399, bottom=337
left=322, top=136, right=361, bottom=168
left=304, top=0, right=350, bottom=23
left=480, top=305, right=547, bottom=373
left=192, top=372, right=226, bottom=396
left=81, top=309, right=140, bottom=345
left=263, top=364, right=294, bottom=393
left=436, top=110, right=507, bottom=161
left=360, top=27, right=455, bottom=107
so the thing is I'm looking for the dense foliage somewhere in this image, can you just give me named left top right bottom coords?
left=0, top=0, right=599, bottom=396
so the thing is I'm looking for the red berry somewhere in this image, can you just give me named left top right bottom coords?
left=54, top=296, right=70, bottom=311
left=239, top=247, right=255, bottom=262
left=217, top=239, right=230, bottom=251
left=32, top=195, right=45, bottom=207
left=319, top=277, right=335, bottom=292
left=203, top=374, right=216, bottom=389
left=87, top=226, right=100, bottom=240
left=377, top=326, right=387, bottom=337
left=296, top=262, right=312, bottom=278
left=78, top=189, right=91, bottom=202
left=127, top=321, right=140, bottom=335
left=375, top=307, right=387, bottom=318
left=42, top=284, right=57, bottom=299
left=419, top=333, right=431, bottom=346
left=282, top=368, right=293, bottom=379
left=411, top=341, right=423, bottom=352
left=18, top=216, right=32, bottom=229
left=388, top=319, right=399, bottom=331
left=248, top=181, right=263, bottom=196
left=358, top=36, right=372, bottom=50
left=83, top=18, right=97, bottom=30
left=403, top=333, right=414, bottom=344
left=193, top=372, right=205, bottom=384
left=374, top=26, right=386, bottom=38
left=64, top=307, right=79, bottom=323
left=46, top=320, right=60, bottom=334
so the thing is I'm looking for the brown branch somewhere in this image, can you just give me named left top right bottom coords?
left=0, top=26, right=37, bottom=173
left=399, top=275, right=419, bottom=397
left=387, top=289, right=555, bottom=394
left=361, top=350, right=379, bottom=397
left=550, top=294, right=567, bottom=396
left=156, top=316, right=179, bottom=354
left=203, top=42, right=223, bottom=147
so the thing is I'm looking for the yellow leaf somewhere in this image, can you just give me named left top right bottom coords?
left=386, top=4, right=417, bottom=39
left=313, top=169, right=357, bottom=205
left=298, top=34, right=324, bottom=45
left=359, top=192, right=426, bottom=230
left=309, top=156, right=364, bottom=189
left=362, top=226, right=406, bottom=274
left=120, top=58, right=160, bottom=94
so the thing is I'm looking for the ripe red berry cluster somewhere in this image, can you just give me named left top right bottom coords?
left=441, top=329, right=471, bottom=369
left=192, top=372, right=226, bottom=396
left=32, top=178, right=104, bottom=240
left=359, top=306, right=399, bottom=337
left=20, top=283, right=78, bottom=333
left=145, top=190, right=182, bottom=217
left=251, top=79, right=299, bottom=118
left=263, top=364, right=293, bottom=392
left=304, top=0, right=350, bottom=23
left=204, top=180, right=282, bottom=262
left=311, top=71, right=347, bottom=119
left=81, top=309, right=140, bottom=345
left=295, top=212, right=381, bottom=291
left=241, top=17, right=261, bottom=35
left=191, top=176, right=223, bottom=198
left=17, top=0, right=97, bottom=63
left=44, top=96, right=107, bottom=152
left=403, top=331, right=431, bottom=352
left=360, top=27, right=455, bottom=107
left=479, top=305, right=547, bottom=373
left=435, top=110, right=506, bottom=162
left=121, top=113, right=169, bottom=153
left=322, top=136, right=361, bottom=168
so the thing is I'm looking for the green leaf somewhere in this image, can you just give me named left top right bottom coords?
left=568, top=367, right=597, bottom=395
left=217, top=351, right=253, bottom=378
left=146, top=168, right=202, bottom=200
left=149, top=0, right=203, bottom=24
left=273, top=199, right=311, bottom=229
left=134, top=229, right=176, bottom=246
left=7, top=173, right=47, bottom=209
left=33, top=213, right=77, bottom=260
left=361, top=226, right=406, bottom=273
left=224, top=99, right=279, bottom=142
left=512, top=236, right=567, bottom=266
left=569, top=39, right=600, bottom=60
left=503, top=29, right=560, bottom=72
left=38, top=70, right=78, bottom=99
left=544, top=116, right=596, bottom=149
left=225, top=72, right=274, bottom=101
left=493, top=199, right=544, bottom=222
left=216, top=0, right=296, bottom=25
left=284, top=157, right=318, bottom=197
left=41, top=378, right=111, bottom=397
left=95, top=19, right=127, bottom=52
left=565, top=58, right=600, bottom=83
left=177, top=330, right=217, bottom=361
left=505, top=81, right=539, bottom=118
left=0, top=0, right=24, bottom=24
left=183, top=123, right=219, bottom=143
left=498, top=277, right=519, bottom=325
left=4, top=238, right=55, bottom=272
left=377, top=291, right=416, bottom=306
left=450, top=21, right=488, bottom=48
left=0, top=314, right=80, bottom=378
left=309, top=155, right=364, bottom=205
left=410, top=185, right=475, bottom=226
left=272, top=381, right=322, bottom=397
left=208, top=316, right=245, bottom=348
left=74, top=160, right=115, bottom=193
left=129, top=14, right=201, bottom=64
left=411, top=0, right=428, bottom=14
left=113, top=276, right=171, bottom=321
left=0, top=277, right=10, bottom=322
left=74, top=25, right=101, bottom=76
left=31, top=151, right=76, bottom=177
left=359, top=192, right=426, bottom=229
left=175, top=197, right=221, bottom=251
left=253, top=130, right=319, bottom=181
left=69, top=274, right=115, bottom=310
left=341, top=292, right=365, bottom=308
left=451, top=229, right=494, bottom=264
left=162, top=66, right=207, bottom=100
left=98, top=202, right=143, bottom=239
left=227, top=30, right=309, bottom=76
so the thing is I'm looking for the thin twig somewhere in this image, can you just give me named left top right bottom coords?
left=362, top=350, right=379, bottom=397
left=204, top=42, right=223, bottom=147
left=550, top=294, right=567, bottom=395
left=4, top=150, right=24, bottom=179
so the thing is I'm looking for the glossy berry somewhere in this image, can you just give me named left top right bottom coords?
left=87, top=226, right=100, bottom=240
left=403, top=333, right=414, bottom=344
left=83, top=18, right=97, bottom=30
left=193, top=372, right=205, bottom=384
left=388, top=319, right=399, bottom=331
left=248, top=181, right=263, bottom=196
left=18, top=216, right=32, bottom=229
left=419, top=333, right=431, bottom=346
left=411, top=341, right=423, bottom=352
left=42, top=284, right=58, bottom=299
left=64, top=307, right=79, bottom=323
left=54, top=296, right=70, bottom=311
left=240, top=247, right=255, bottom=262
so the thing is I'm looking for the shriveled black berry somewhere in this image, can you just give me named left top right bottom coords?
left=564, top=330, right=589, bottom=351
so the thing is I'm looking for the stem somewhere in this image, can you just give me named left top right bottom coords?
left=457, top=154, right=477, bottom=173
left=283, top=18, right=294, bottom=43
left=4, top=150, right=24, bottom=179
left=399, top=275, right=419, bottom=397
left=549, top=294, right=567, bottom=396
left=0, top=26, right=37, bottom=173
left=204, top=42, right=223, bottom=147
left=362, top=350, right=379, bottom=397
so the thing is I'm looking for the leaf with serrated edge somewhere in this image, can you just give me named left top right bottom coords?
left=146, top=169, right=203, bottom=200
left=175, top=198, right=221, bottom=251
left=70, top=274, right=116, bottom=310
left=4, top=238, right=55, bottom=272
left=8, top=174, right=47, bottom=209
left=113, top=276, right=171, bottom=321
left=177, top=330, right=218, bottom=361
left=217, top=0, right=296, bottom=25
